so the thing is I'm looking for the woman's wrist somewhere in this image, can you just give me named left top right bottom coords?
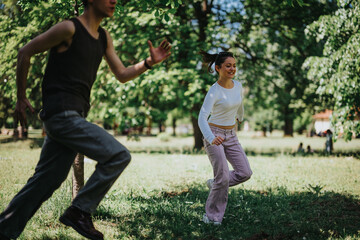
left=209, top=136, right=216, bottom=145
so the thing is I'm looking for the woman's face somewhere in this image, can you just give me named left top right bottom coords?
left=216, top=57, right=236, bottom=79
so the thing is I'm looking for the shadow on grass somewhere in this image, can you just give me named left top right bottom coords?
left=33, top=234, right=80, bottom=240
left=126, top=147, right=360, bottom=159
left=95, top=185, right=360, bottom=240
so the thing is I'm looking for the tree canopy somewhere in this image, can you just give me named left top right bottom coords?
left=0, top=0, right=359, bottom=146
left=303, top=0, right=360, bottom=140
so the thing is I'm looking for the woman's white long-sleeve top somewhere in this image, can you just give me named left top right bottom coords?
left=198, top=80, right=244, bottom=144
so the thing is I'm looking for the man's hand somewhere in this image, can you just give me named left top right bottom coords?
left=14, top=98, right=35, bottom=128
left=212, top=136, right=224, bottom=146
left=147, top=39, right=171, bottom=66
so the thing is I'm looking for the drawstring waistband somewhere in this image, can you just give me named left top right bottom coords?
left=209, top=125, right=236, bottom=135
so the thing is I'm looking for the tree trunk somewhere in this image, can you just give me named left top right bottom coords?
left=191, top=115, right=203, bottom=150
left=172, top=118, right=176, bottom=136
left=191, top=0, right=212, bottom=150
left=262, top=126, right=267, bottom=137
left=146, top=116, right=152, bottom=135
left=72, top=153, right=84, bottom=199
left=283, top=112, right=294, bottom=137
left=158, top=121, right=164, bottom=133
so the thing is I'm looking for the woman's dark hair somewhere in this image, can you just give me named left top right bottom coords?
left=199, top=50, right=234, bottom=74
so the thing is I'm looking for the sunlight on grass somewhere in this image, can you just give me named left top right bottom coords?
left=0, top=140, right=359, bottom=239
left=114, top=130, right=360, bottom=155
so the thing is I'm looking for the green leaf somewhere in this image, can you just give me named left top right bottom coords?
left=168, top=8, right=177, bottom=14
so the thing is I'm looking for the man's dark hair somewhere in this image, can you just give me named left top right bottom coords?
left=82, top=0, right=88, bottom=8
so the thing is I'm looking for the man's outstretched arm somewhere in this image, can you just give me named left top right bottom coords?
left=104, top=30, right=171, bottom=84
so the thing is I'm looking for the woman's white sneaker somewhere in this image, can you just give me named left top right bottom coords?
left=202, top=214, right=221, bottom=225
left=206, top=179, right=214, bottom=189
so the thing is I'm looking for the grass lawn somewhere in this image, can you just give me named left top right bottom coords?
left=0, top=137, right=359, bottom=240
left=113, top=130, right=360, bottom=156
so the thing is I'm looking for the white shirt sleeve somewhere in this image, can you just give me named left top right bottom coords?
left=198, top=87, right=217, bottom=144
left=236, top=83, right=244, bottom=122
left=236, top=100, right=244, bottom=122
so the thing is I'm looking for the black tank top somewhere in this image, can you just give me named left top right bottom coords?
left=40, top=18, right=107, bottom=120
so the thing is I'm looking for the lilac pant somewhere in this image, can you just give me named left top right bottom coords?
left=203, top=125, right=252, bottom=222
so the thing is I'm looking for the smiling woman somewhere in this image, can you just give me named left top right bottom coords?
left=217, top=57, right=236, bottom=80
left=197, top=50, right=252, bottom=225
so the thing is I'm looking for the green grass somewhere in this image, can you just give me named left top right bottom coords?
left=113, top=130, right=360, bottom=155
left=0, top=139, right=359, bottom=240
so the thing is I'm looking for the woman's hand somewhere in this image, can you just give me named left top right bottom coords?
left=212, top=136, right=224, bottom=146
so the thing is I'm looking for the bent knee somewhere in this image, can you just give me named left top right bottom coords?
left=110, top=149, right=131, bottom=167
left=243, top=175, right=251, bottom=182
left=242, top=170, right=252, bottom=182
left=118, top=149, right=131, bottom=165
left=246, top=170, right=253, bottom=179
left=243, top=169, right=252, bottom=180
left=234, top=170, right=252, bottom=184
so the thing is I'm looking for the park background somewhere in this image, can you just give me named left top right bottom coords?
left=0, top=0, right=359, bottom=239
